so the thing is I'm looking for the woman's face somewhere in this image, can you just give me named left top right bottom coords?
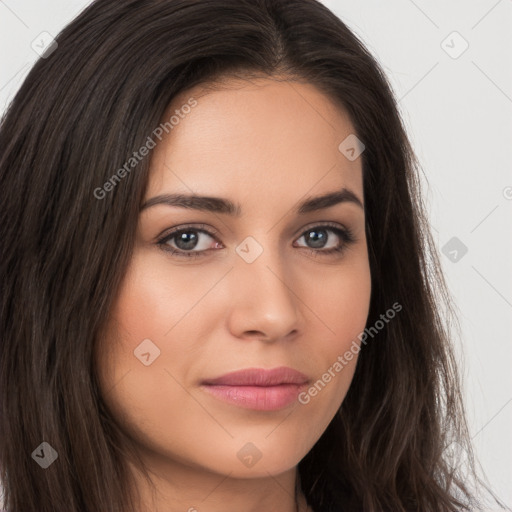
left=96, top=77, right=371, bottom=480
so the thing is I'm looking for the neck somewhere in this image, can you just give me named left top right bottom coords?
left=126, top=455, right=310, bottom=512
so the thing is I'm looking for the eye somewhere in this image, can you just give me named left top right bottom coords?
left=156, top=222, right=356, bottom=259
left=294, top=223, right=355, bottom=256
left=157, top=224, right=221, bottom=259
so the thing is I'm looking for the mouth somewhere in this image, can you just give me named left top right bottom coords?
left=200, top=367, right=309, bottom=411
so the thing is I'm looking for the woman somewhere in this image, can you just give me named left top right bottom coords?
left=0, top=0, right=505, bottom=511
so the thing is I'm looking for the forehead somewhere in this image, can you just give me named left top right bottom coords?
left=147, top=77, right=363, bottom=208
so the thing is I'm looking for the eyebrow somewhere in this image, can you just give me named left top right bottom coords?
left=140, top=188, right=364, bottom=215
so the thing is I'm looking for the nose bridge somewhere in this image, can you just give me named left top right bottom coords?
left=227, top=234, right=301, bottom=340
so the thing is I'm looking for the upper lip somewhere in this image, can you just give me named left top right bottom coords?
left=201, top=366, right=309, bottom=386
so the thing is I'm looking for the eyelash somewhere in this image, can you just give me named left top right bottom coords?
left=156, top=222, right=356, bottom=259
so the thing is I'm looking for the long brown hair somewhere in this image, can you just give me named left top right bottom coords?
left=0, top=0, right=504, bottom=510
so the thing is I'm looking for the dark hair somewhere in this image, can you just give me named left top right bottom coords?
left=0, top=0, right=505, bottom=511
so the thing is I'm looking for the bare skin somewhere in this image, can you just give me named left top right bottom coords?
left=96, top=76, right=371, bottom=512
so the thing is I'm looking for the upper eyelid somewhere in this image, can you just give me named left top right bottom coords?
left=157, top=223, right=218, bottom=238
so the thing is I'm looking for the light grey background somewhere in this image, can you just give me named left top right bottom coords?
left=1, top=0, right=511, bottom=507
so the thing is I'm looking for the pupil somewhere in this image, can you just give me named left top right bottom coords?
left=307, top=229, right=327, bottom=248
left=176, top=231, right=198, bottom=250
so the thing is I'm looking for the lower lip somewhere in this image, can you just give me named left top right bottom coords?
left=200, top=384, right=305, bottom=411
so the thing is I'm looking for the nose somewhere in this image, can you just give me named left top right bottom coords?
left=226, top=248, right=304, bottom=343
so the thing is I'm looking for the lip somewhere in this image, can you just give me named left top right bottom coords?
left=200, top=367, right=309, bottom=411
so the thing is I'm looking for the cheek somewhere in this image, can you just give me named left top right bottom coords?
left=94, top=250, right=224, bottom=453
left=298, top=247, right=372, bottom=349
left=108, top=250, right=194, bottom=340
left=100, top=248, right=223, bottom=367
left=294, top=255, right=371, bottom=421
left=94, top=302, right=200, bottom=459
